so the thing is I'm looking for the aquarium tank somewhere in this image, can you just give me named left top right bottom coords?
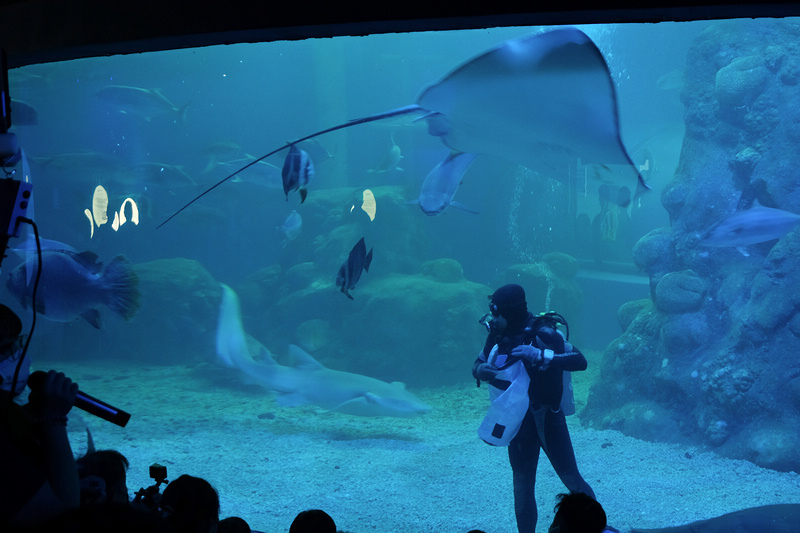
left=2, top=10, right=800, bottom=533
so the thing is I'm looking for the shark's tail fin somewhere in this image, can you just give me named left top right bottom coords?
left=216, top=283, right=250, bottom=368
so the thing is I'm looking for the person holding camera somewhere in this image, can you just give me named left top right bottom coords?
left=472, top=284, right=595, bottom=533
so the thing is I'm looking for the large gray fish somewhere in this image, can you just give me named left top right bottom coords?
left=96, top=85, right=189, bottom=123
left=416, top=151, right=479, bottom=215
left=281, top=144, right=314, bottom=203
left=220, top=156, right=283, bottom=189
left=31, top=150, right=126, bottom=174
left=336, top=237, right=373, bottom=300
left=700, top=200, right=800, bottom=256
left=6, top=250, right=141, bottom=328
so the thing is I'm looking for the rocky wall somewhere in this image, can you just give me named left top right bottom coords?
left=582, top=19, right=800, bottom=473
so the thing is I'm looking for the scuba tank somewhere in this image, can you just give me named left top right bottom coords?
left=531, top=311, right=576, bottom=416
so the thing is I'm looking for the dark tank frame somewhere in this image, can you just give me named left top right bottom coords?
left=1, top=1, right=799, bottom=69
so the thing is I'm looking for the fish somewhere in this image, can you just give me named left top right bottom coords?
left=216, top=283, right=430, bottom=417
left=10, top=99, right=38, bottom=126
left=95, top=85, right=189, bottom=123
left=5, top=250, right=141, bottom=328
left=201, top=140, right=243, bottom=161
left=8, top=69, right=51, bottom=90
left=10, top=236, right=76, bottom=256
left=128, top=162, right=196, bottom=189
left=630, top=504, right=800, bottom=533
left=224, top=156, right=283, bottom=189
left=700, top=200, right=800, bottom=256
left=336, top=237, right=373, bottom=299
left=159, top=28, right=646, bottom=228
left=416, top=151, right=479, bottom=215
left=656, top=69, right=684, bottom=91
left=296, top=139, right=334, bottom=164
left=361, top=189, right=377, bottom=221
left=203, top=156, right=283, bottom=189
left=278, top=210, right=302, bottom=246
left=200, top=141, right=245, bottom=174
left=31, top=150, right=126, bottom=175
left=281, top=144, right=314, bottom=203
left=368, top=133, right=403, bottom=174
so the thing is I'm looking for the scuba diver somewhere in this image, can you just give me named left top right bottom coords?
left=473, top=284, right=595, bottom=533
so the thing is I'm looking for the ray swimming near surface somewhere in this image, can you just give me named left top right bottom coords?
left=157, top=27, right=647, bottom=228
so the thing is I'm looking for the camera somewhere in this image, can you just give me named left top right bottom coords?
left=133, top=463, right=169, bottom=513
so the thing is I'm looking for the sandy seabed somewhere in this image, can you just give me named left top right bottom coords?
left=39, top=357, right=800, bottom=533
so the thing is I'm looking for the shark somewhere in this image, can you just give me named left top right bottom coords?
left=215, top=283, right=431, bottom=417
left=700, top=200, right=800, bottom=256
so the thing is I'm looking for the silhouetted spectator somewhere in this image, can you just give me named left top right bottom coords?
left=161, top=474, right=220, bottom=533
left=76, top=449, right=130, bottom=505
left=549, top=492, right=619, bottom=533
left=31, top=501, right=171, bottom=533
left=290, top=509, right=336, bottom=533
left=219, top=516, right=251, bottom=533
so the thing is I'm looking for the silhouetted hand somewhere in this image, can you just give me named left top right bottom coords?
left=28, top=370, right=78, bottom=419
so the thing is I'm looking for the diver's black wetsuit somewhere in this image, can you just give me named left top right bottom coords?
left=474, top=312, right=595, bottom=533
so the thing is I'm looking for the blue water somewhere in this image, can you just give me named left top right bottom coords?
left=7, top=23, right=694, bottom=285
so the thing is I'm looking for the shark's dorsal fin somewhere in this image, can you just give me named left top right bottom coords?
left=288, top=344, right=326, bottom=370
left=254, top=344, right=277, bottom=365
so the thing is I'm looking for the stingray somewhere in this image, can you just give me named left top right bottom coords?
left=158, top=27, right=647, bottom=228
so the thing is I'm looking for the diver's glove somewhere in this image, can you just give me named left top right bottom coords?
left=474, top=363, right=499, bottom=382
left=511, top=344, right=542, bottom=365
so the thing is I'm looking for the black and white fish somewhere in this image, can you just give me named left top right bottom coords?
left=6, top=250, right=141, bottom=328
left=281, top=144, right=314, bottom=203
left=335, top=237, right=373, bottom=300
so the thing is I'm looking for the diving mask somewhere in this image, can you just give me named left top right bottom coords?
left=478, top=311, right=507, bottom=334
